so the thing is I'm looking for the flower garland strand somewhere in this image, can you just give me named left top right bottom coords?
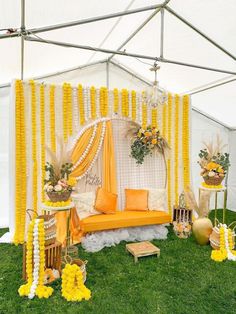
left=40, top=84, right=46, bottom=202
left=30, top=80, right=38, bottom=218
left=14, top=80, right=27, bottom=244
left=151, top=108, right=158, bottom=128
left=167, top=93, right=172, bottom=215
left=141, top=91, right=147, bottom=129
left=63, top=83, right=69, bottom=140
left=90, top=86, right=96, bottom=120
left=174, top=94, right=180, bottom=205
left=18, top=219, right=54, bottom=299
left=61, top=264, right=91, bottom=302
left=131, top=90, right=136, bottom=121
left=121, top=89, right=129, bottom=118
left=67, top=83, right=73, bottom=136
left=211, top=224, right=236, bottom=262
left=182, top=95, right=190, bottom=189
left=49, top=85, right=56, bottom=152
left=113, top=88, right=119, bottom=115
left=78, top=84, right=85, bottom=125
left=100, top=87, right=108, bottom=117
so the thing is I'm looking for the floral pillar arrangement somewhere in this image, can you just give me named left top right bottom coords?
left=198, top=136, right=230, bottom=188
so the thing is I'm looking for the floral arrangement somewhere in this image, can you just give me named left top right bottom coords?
left=18, top=219, right=54, bottom=299
left=173, top=221, right=191, bottom=239
left=211, top=224, right=236, bottom=262
left=61, top=264, right=91, bottom=302
left=198, top=136, right=230, bottom=187
left=44, top=137, right=77, bottom=202
left=127, top=122, right=170, bottom=165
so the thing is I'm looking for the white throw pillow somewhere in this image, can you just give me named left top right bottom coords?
left=145, top=188, right=167, bottom=212
left=72, top=191, right=100, bottom=220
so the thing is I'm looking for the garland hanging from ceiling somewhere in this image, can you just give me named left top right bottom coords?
left=13, top=80, right=191, bottom=244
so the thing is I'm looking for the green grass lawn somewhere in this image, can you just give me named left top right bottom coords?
left=0, top=209, right=236, bottom=314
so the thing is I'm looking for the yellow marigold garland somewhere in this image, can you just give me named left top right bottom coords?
left=67, top=83, right=73, bottom=136
left=167, top=93, right=172, bottom=215
left=61, top=264, right=91, bottom=302
left=14, top=80, right=27, bottom=244
left=131, top=90, right=136, bottom=121
left=182, top=95, right=190, bottom=189
left=211, top=225, right=236, bottom=262
left=63, top=83, right=69, bottom=140
left=113, top=88, right=119, bottom=114
left=30, top=80, right=38, bottom=217
left=49, top=85, right=56, bottom=152
left=78, top=84, right=85, bottom=125
left=162, top=103, right=167, bottom=139
left=40, top=84, right=46, bottom=202
left=121, top=89, right=129, bottom=118
left=174, top=94, right=180, bottom=205
left=90, top=86, right=96, bottom=120
left=18, top=219, right=54, bottom=299
left=151, top=108, right=158, bottom=128
left=100, top=87, right=108, bottom=117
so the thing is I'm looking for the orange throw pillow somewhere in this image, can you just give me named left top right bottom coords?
left=94, top=187, right=117, bottom=214
left=125, top=189, right=148, bottom=211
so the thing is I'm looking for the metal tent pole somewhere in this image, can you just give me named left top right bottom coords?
left=165, top=6, right=236, bottom=61
left=25, top=36, right=236, bottom=76
left=26, top=3, right=166, bottom=35
left=20, top=0, right=25, bottom=80
left=159, top=57, right=236, bottom=75
left=25, top=36, right=159, bottom=61
left=160, top=8, right=165, bottom=58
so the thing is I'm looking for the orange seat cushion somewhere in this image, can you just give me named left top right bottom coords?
left=94, top=187, right=117, bottom=214
left=125, top=189, right=148, bottom=211
left=80, top=210, right=171, bottom=233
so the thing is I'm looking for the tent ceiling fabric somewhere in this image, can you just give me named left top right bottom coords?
left=0, top=0, right=235, bottom=127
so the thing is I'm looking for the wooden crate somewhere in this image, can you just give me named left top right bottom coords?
left=23, top=241, right=62, bottom=280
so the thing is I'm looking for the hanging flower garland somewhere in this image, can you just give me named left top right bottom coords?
left=167, top=93, right=173, bottom=214
left=67, top=83, right=73, bottom=136
left=78, top=84, right=85, bottom=125
left=30, top=80, right=38, bottom=217
left=211, top=224, right=236, bottom=262
left=113, top=88, right=119, bottom=115
left=63, top=83, right=69, bottom=140
left=90, top=86, right=96, bottom=120
left=14, top=80, right=27, bottom=244
left=49, top=85, right=56, bottom=152
left=174, top=94, right=180, bottom=205
left=151, top=108, right=158, bottom=128
left=131, top=90, right=136, bottom=121
left=61, top=264, right=91, bottom=302
left=40, top=84, right=46, bottom=202
left=100, top=87, right=108, bottom=117
left=18, top=219, right=54, bottom=299
left=182, top=95, right=190, bottom=189
left=121, top=89, right=129, bottom=118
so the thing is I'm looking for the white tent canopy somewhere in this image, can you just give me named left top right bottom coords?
left=1, top=0, right=236, bottom=128
left=0, top=0, right=236, bottom=228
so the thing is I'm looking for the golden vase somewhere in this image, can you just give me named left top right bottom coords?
left=192, top=217, right=213, bottom=245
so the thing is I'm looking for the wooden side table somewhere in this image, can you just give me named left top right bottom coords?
left=199, top=186, right=227, bottom=225
left=126, top=241, right=160, bottom=263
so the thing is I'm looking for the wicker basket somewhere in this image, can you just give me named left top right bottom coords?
left=210, top=222, right=235, bottom=250
left=72, top=259, right=87, bottom=283
left=47, top=190, right=72, bottom=202
left=203, top=176, right=224, bottom=186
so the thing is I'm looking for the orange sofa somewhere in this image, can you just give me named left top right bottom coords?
left=80, top=210, right=171, bottom=233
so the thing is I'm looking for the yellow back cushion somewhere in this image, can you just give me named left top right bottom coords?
left=125, top=189, right=148, bottom=211
left=94, top=187, right=117, bottom=214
